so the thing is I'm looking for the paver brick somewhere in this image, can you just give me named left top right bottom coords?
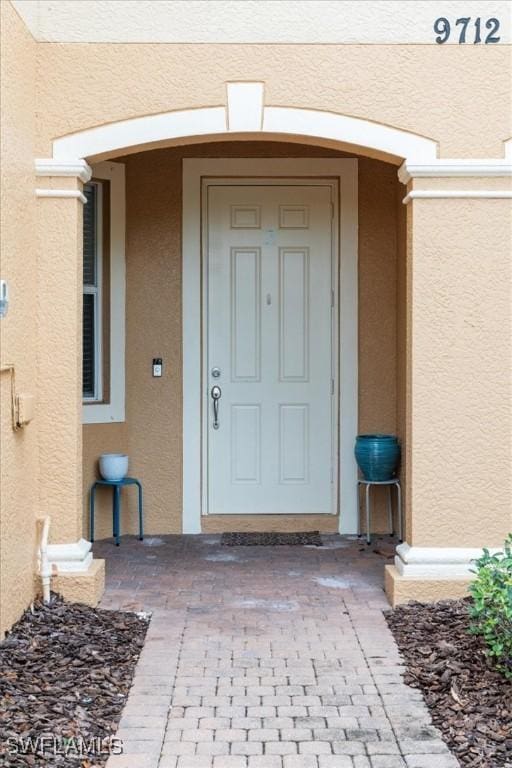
left=249, top=758, right=283, bottom=768
left=366, top=742, right=401, bottom=755
left=166, top=718, right=199, bottom=731
left=181, top=728, right=214, bottom=742
left=215, top=728, right=248, bottom=742
left=232, top=741, right=264, bottom=755
left=248, top=706, right=277, bottom=717
left=212, top=760, right=248, bottom=768
left=196, top=741, right=230, bottom=756
left=317, top=757, right=353, bottom=767
left=298, top=742, right=332, bottom=755
left=280, top=729, right=312, bottom=742
left=161, top=742, right=196, bottom=756
left=370, top=757, right=407, bottom=768
left=332, top=741, right=366, bottom=755
left=283, top=757, right=318, bottom=768
left=248, top=729, right=279, bottom=741
left=405, top=756, right=459, bottom=768
left=176, top=757, right=216, bottom=768
left=398, top=740, right=449, bottom=755
left=266, top=742, right=299, bottom=755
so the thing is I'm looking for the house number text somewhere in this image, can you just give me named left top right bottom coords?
left=434, top=17, right=501, bottom=44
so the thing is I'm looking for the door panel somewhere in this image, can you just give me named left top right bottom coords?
left=279, top=247, right=309, bottom=381
left=206, top=184, right=334, bottom=515
left=231, top=248, right=261, bottom=381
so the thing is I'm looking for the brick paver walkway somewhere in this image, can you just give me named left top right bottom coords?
left=94, top=534, right=458, bottom=768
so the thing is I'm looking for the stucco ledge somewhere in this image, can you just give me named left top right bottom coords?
left=51, top=559, right=105, bottom=607
left=385, top=564, right=472, bottom=607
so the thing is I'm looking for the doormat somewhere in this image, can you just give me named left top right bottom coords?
left=221, top=531, right=323, bottom=546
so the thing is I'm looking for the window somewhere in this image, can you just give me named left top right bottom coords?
left=83, top=181, right=103, bottom=401
left=82, top=162, right=126, bottom=424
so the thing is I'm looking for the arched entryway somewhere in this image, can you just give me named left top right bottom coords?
left=71, top=139, right=408, bottom=542
left=34, top=91, right=511, bottom=606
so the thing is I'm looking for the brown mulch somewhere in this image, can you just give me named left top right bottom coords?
left=0, top=595, right=149, bottom=767
left=386, top=598, right=512, bottom=768
left=221, top=531, right=323, bottom=546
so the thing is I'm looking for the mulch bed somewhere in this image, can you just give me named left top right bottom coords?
left=221, top=531, right=323, bottom=546
left=0, top=595, right=149, bottom=767
left=386, top=598, right=512, bottom=768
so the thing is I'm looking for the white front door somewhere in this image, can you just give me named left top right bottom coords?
left=205, top=183, right=336, bottom=515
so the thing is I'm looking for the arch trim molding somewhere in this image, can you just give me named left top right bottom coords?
left=35, top=85, right=511, bottom=189
left=46, top=94, right=438, bottom=167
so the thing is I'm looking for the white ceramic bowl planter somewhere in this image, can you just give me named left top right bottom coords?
left=99, top=453, right=129, bottom=482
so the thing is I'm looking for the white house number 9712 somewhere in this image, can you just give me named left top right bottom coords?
left=434, top=17, right=501, bottom=44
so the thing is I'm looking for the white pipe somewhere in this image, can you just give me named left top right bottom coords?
left=38, top=516, right=51, bottom=604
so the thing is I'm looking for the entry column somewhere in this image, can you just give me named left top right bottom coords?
left=35, top=159, right=105, bottom=603
left=386, top=168, right=512, bottom=604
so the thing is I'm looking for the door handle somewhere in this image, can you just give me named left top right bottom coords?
left=211, top=385, right=222, bottom=429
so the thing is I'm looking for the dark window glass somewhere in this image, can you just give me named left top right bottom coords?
left=82, top=293, right=95, bottom=399
left=83, top=184, right=97, bottom=286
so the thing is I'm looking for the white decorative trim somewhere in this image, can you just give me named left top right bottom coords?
left=50, top=103, right=437, bottom=166
left=182, top=158, right=358, bottom=535
left=82, top=162, right=126, bottom=424
left=53, top=107, right=228, bottom=161
left=403, top=190, right=512, bottom=204
left=395, top=543, right=501, bottom=579
left=398, top=159, right=512, bottom=184
left=227, top=82, right=264, bottom=132
left=36, top=188, right=87, bottom=204
left=46, top=538, right=93, bottom=573
left=35, top=158, right=92, bottom=183
left=263, top=107, right=438, bottom=163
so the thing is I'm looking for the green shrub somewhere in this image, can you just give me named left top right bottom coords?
left=468, top=534, right=512, bottom=679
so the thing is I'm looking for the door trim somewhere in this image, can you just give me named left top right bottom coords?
left=183, top=158, right=358, bottom=534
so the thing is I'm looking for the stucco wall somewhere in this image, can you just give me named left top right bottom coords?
left=33, top=42, right=511, bottom=159
left=0, top=1, right=38, bottom=635
left=82, top=142, right=403, bottom=539
left=409, top=197, right=511, bottom=547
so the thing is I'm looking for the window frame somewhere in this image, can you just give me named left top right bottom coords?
left=82, top=161, right=126, bottom=424
left=82, top=180, right=104, bottom=403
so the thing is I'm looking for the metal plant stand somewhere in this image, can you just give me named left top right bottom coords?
left=357, top=478, right=402, bottom=545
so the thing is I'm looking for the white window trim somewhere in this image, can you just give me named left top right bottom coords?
left=82, top=161, right=126, bottom=424
left=182, top=158, right=358, bottom=534
left=83, top=181, right=103, bottom=403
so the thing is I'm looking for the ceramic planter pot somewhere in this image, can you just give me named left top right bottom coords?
left=354, top=434, right=400, bottom=481
left=99, top=453, right=129, bottom=482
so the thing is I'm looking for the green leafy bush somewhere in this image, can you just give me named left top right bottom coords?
left=469, top=534, right=512, bottom=678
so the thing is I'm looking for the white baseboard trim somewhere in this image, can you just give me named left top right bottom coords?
left=395, top=542, right=501, bottom=579
left=47, top=538, right=93, bottom=573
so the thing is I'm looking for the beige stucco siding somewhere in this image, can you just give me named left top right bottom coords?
left=34, top=43, right=511, bottom=159
left=82, top=142, right=403, bottom=539
left=409, top=197, right=512, bottom=547
left=0, top=1, right=38, bottom=635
